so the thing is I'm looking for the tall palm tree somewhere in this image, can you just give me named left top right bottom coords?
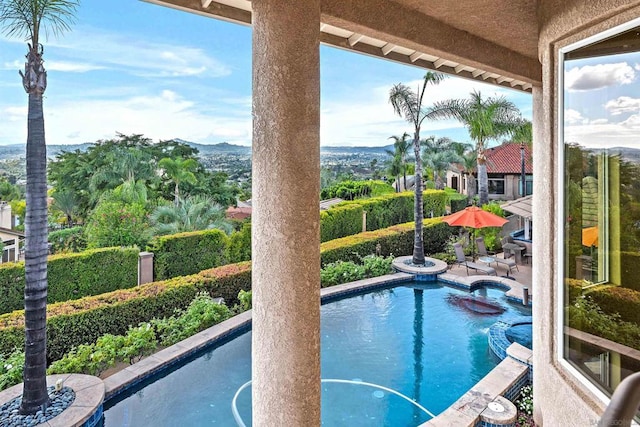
left=429, top=90, right=521, bottom=206
left=389, top=72, right=445, bottom=265
left=0, top=0, right=79, bottom=414
left=460, top=150, right=477, bottom=200
left=158, top=157, right=198, bottom=205
left=387, top=132, right=411, bottom=190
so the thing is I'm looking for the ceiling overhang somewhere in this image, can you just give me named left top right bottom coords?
left=144, top=0, right=541, bottom=93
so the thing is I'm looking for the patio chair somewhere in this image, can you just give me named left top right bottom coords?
left=453, top=242, right=496, bottom=276
left=476, top=237, right=518, bottom=274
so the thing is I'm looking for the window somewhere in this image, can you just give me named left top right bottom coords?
left=561, top=21, right=640, bottom=419
left=519, top=175, right=533, bottom=196
left=488, top=176, right=504, bottom=194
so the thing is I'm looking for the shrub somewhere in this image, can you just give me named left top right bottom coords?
left=620, top=251, right=640, bottom=292
left=320, top=255, right=393, bottom=288
left=0, top=247, right=139, bottom=315
left=0, top=349, right=24, bottom=391
left=48, top=226, right=87, bottom=253
left=85, top=200, right=148, bottom=249
left=226, top=221, right=251, bottom=263
left=320, top=180, right=393, bottom=200
left=0, top=262, right=252, bottom=362
left=149, top=229, right=229, bottom=280
left=450, top=197, right=467, bottom=213
left=567, top=297, right=640, bottom=350
left=586, top=285, right=640, bottom=325
left=319, top=191, right=447, bottom=242
left=152, top=292, right=232, bottom=346
left=320, top=219, right=453, bottom=266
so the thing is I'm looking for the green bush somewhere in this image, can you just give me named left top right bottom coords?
left=48, top=226, right=87, bottom=253
left=587, top=285, right=640, bottom=325
left=0, top=219, right=452, bottom=361
left=320, top=180, right=393, bottom=200
left=567, top=297, right=640, bottom=350
left=0, top=247, right=139, bottom=315
left=0, top=262, right=252, bottom=362
left=320, top=191, right=447, bottom=242
left=0, top=349, right=24, bottom=391
left=226, top=222, right=251, bottom=263
left=320, top=219, right=453, bottom=265
left=620, top=251, right=640, bottom=292
left=450, top=197, right=467, bottom=213
left=152, top=292, right=232, bottom=346
left=149, top=229, right=229, bottom=280
left=85, top=201, right=148, bottom=249
left=320, top=255, right=393, bottom=288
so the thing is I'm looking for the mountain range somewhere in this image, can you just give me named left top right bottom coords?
left=0, top=140, right=395, bottom=159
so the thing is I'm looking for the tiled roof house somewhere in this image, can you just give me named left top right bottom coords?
left=447, top=143, right=532, bottom=201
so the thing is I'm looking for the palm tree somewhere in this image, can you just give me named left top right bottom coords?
left=422, top=136, right=462, bottom=189
left=384, top=153, right=403, bottom=192
left=389, top=72, right=445, bottom=265
left=158, top=157, right=198, bottom=205
left=387, top=132, right=411, bottom=190
left=429, top=90, right=521, bottom=205
left=150, top=195, right=233, bottom=236
left=0, top=0, right=79, bottom=414
left=51, top=190, right=77, bottom=227
left=460, top=150, right=477, bottom=200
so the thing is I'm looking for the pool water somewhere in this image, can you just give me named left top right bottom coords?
left=103, top=283, right=531, bottom=426
left=505, top=323, right=533, bottom=349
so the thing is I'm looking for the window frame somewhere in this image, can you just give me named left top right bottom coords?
left=556, top=16, right=640, bottom=406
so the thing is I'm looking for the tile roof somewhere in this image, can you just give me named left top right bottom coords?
left=485, top=143, right=532, bottom=174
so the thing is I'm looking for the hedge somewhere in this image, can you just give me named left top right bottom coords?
left=320, top=190, right=447, bottom=242
left=148, top=229, right=229, bottom=280
left=0, top=247, right=139, bottom=315
left=586, top=285, right=640, bottom=325
left=320, top=219, right=453, bottom=265
left=0, top=219, right=454, bottom=361
left=0, top=262, right=252, bottom=362
left=620, top=251, right=640, bottom=292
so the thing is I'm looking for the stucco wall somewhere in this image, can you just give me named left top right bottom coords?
left=535, top=1, right=640, bottom=425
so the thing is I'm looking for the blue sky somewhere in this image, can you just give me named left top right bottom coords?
left=0, top=0, right=532, bottom=147
left=565, top=51, right=640, bottom=149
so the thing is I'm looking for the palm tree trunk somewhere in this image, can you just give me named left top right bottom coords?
left=477, top=142, right=489, bottom=206
left=21, top=89, right=50, bottom=414
left=412, top=133, right=425, bottom=264
left=174, top=182, right=180, bottom=206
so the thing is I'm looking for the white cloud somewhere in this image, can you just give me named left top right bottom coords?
left=564, top=109, right=586, bottom=125
left=56, top=27, right=231, bottom=78
left=604, top=96, right=640, bottom=116
left=565, top=62, right=635, bottom=92
left=46, top=61, right=105, bottom=73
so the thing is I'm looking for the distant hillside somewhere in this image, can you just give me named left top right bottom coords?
left=0, top=140, right=395, bottom=159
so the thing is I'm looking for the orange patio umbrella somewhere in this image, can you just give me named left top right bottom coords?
left=442, top=206, right=508, bottom=258
left=582, top=226, right=598, bottom=247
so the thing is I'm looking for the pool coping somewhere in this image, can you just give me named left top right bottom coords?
left=102, top=271, right=532, bottom=425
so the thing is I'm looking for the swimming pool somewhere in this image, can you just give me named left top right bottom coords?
left=103, top=282, right=531, bottom=426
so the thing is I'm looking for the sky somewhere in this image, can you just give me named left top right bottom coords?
left=0, top=0, right=533, bottom=148
left=565, top=50, right=640, bottom=149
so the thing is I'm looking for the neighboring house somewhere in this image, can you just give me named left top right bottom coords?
left=0, top=202, right=23, bottom=263
left=447, top=143, right=533, bottom=201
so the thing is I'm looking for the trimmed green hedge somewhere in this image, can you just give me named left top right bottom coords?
left=587, top=285, right=640, bottom=325
left=620, top=251, right=640, bottom=292
left=0, top=219, right=454, bottom=361
left=0, top=247, right=139, bottom=315
left=148, top=229, right=229, bottom=280
left=321, top=219, right=452, bottom=265
left=320, top=190, right=447, bottom=242
left=0, top=263, right=252, bottom=362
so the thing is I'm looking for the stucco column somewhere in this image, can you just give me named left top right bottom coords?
left=251, top=1, right=321, bottom=426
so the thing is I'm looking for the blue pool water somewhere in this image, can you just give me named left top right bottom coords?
left=505, top=323, right=533, bottom=349
left=103, top=283, right=531, bottom=426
